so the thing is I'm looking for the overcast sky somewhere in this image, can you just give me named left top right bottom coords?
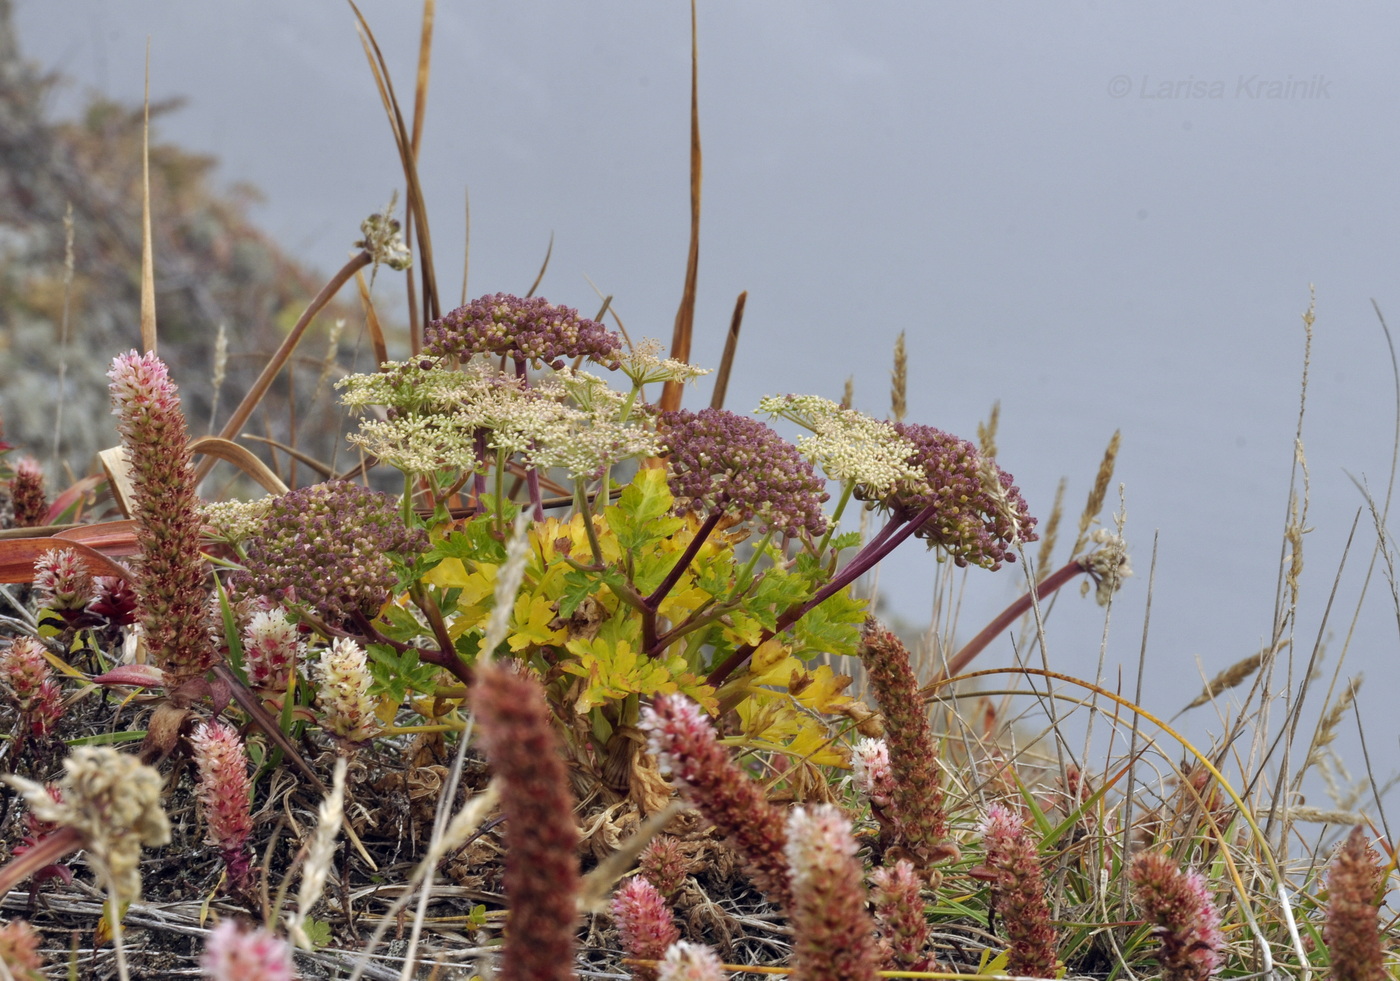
left=14, top=2, right=1400, bottom=803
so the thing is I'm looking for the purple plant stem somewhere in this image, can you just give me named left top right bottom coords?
left=933, top=558, right=1086, bottom=684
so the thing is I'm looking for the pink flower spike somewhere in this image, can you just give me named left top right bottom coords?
left=611, top=876, right=680, bottom=981
left=33, top=547, right=96, bottom=613
left=190, top=721, right=254, bottom=889
left=201, top=920, right=296, bottom=981
left=107, top=350, right=213, bottom=689
left=10, top=457, right=47, bottom=528
left=785, top=804, right=881, bottom=981
left=978, top=805, right=1058, bottom=979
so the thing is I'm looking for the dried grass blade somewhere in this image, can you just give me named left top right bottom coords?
left=140, top=43, right=156, bottom=354
left=660, top=0, right=702, bottom=414
left=349, top=1, right=440, bottom=324
left=355, top=269, right=390, bottom=366
left=195, top=251, right=371, bottom=483
left=1180, top=640, right=1285, bottom=713
left=525, top=232, right=553, bottom=298
left=709, top=291, right=746, bottom=410
left=187, top=437, right=290, bottom=496
left=0, top=537, right=134, bottom=584
left=239, top=435, right=339, bottom=481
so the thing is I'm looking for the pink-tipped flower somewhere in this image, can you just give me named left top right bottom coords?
left=639, top=835, right=689, bottom=898
left=976, top=805, right=1058, bottom=979
left=33, top=547, right=96, bottom=614
left=201, top=920, right=296, bottom=981
left=785, top=804, right=882, bottom=981
left=657, top=942, right=724, bottom=981
left=640, top=695, right=792, bottom=910
left=1322, top=826, right=1384, bottom=981
left=190, top=721, right=254, bottom=890
left=0, top=919, right=46, bottom=980
left=108, top=351, right=213, bottom=689
left=9, top=457, right=47, bottom=528
left=470, top=660, right=580, bottom=981
left=0, top=637, right=63, bottom=738
left=857, top=621, right=955, bottom=866
left=242, top=608, right=304, bottom=692
left=871, top=859, right=933, bottom=971
left=89, top=576, right=138, bottom=626
left=314, top=637, right=379, bottom=747
left=611, top=876, right=680, bottom=981
left=1128, top=851, right=1222, bottom=981
left=852, top=737, right=895, bottom=808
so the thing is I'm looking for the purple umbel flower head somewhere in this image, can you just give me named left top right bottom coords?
left=238, top=481, right=428, bottom=623
left=425, top=292, right=621, bottom=371
left=661, top=408, right=829, bottom=539
left=868, top=422, right=1035, bottom=570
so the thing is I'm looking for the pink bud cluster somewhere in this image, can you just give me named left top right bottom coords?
left=33, top=547, right=95, bottom=613
left=108, top=351, right=213, bottom=689
left=639, top=695, right=792, bottom=910
left=9, top=457, right=47, bottom=528
left=190, top=721, right=255, bottom=890
left=785, top=805, right=881, bottom=981
left=1322, top=826, right=1385, bottom=981
left=610, top=876, right=680, bottom=981
left=977, top=805, right=1058, bottom=979
left=0, top=637, right=63, bottom=738
left=242, top=608, right=304, bottom=692
left=638, top=835, right=689, bottom=897
left=0, top=918, right=46, bottom=981
left=200, top=920, right=296, bottom=981
left=656, top=942, right=723, bottom=981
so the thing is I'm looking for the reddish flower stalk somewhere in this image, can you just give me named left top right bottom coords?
left=190, top=721, right=255, bottom=892
left=611, top=876, right=680, bottom=981
left=1128, top=852, right=1222, bottom=981
left=640, top=695, right=792, bottom=910
left=470, top=661, right=580, bottom=981
left=857, top=620, right=954, bottom=866
left=871, top=859, right=933, bottom=971
left=10, top=457, right=47, bottom=528
left=785, top=804, right=882, bottom=981
left=108, top=350, right=213, bottom=689
left=976, top=805, right=1058, bottom=979
left=1322, top=826, right=1385, bottom=981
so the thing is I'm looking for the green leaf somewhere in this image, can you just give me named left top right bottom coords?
left=790, top=587, right=867, bottom=659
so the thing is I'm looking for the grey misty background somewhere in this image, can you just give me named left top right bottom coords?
left=11, top=4, right=1400, bottom=807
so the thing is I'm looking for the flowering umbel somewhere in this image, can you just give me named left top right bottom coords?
left=470, top=661, right=581, bottom=981
left=1322, top=826, right=1385, bottom=981
left=784, top=805, right=882, bottom=981
left=976, top=805, right=1058, bottom=979
left=880, top=422, right=1035, bottom=569
left=108, top=351, right=214, bottom=688
left=660, top=408, right=829, bottom=539
left=426, top=292, right=621, bottom=370
left=238, top=481, right=428, bottom=624
left=1128, top=851, right=1222, bottom=981
left=190, top=721, right=255, bottom=890
left=640, top=695, right=792, bottom=910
